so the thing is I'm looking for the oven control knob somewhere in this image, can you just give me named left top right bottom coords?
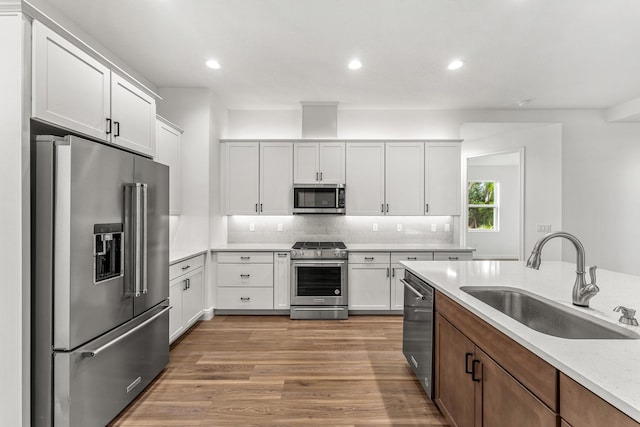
left=292, top=250, right=297, bottom=257
left=340, top=250, right=346, bottom=257
left=317, top=250, right=322, bottom=257
left=334, top=289, right=341, bottom=295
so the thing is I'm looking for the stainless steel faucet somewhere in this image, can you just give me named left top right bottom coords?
left=526, top=231, right=599, bottom=307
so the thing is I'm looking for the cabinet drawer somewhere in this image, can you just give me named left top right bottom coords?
left=391, top=252, right=434, bottom=263
left=217, top=264, right=274, bottom=287
left=349, top=252, right=391, bottom=264
left=217, top=287, right=274, bottom=310
left=433, top=251, right=473, bottom=261
left=170, top=254, right=205, bottom=280
left=217, top=252, right=274, bottom=264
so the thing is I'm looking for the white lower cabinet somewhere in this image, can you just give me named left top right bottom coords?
left=348, top=253, right=391, bottom=311
left=390, top=252, right=434, bottom=310
left=349, top=251, right=471, bottom=312
left=169, top=254, right=205, bottom=343
left=273, top=252, right=291, bottom=310
left=216, top=252, right=275, bottom=310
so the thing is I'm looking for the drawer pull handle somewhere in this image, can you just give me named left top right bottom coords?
left=240, top=256, right=251, bottom=260
left=240, top=274, right=251, bottom=278
left=278, top=253, right=288, bottom=257
left=364, top=257, right=375, bottom=261
left=181, top=265, right=191, bottom=270
left=407, top=257, right=417, bottom=260
left=449, top=257, right=459, bottom=260
left=465, top=352, right=473, bottom=374
left=471, top=359, right=481, bottom=382
left=240, top=297, right=250, bottom=301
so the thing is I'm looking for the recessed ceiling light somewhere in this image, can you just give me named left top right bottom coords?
left=348, top=59, right=362, bottom=70
left=206, top=59, right=221, bottom=70
left=447, top=59, right=464, bottom=70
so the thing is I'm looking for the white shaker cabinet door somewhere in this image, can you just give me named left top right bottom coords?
left=260, top=142, right=293, bottom=214
left=182, top=268, right=204, bottom=327
left=425, top=143, right=461, bottom=215
left=293, top=143, right=320, bottom=183
left=32, top=20, right=111, bottom=140
left=385, top=142, right=425, bottom=215
left=111, top=73, right=156, bottom=157
left=318, top=142, right=346, bottom=183
left=223, top=142, right=260, bottom=214
left=346, top=142, right=385, bottom=215
left=348, top=264, right=391, bottom=310
left=169, top=279, right=185, bottom=342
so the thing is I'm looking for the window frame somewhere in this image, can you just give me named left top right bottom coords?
left=467, top=180, right=499, bottom=232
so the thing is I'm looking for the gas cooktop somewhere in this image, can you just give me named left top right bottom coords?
left=292, top=241, right=347, bottom=250
left=291, top=241, right=347, bottom=259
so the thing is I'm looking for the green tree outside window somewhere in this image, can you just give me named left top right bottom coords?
left=468, top=181, right=497, bottom=230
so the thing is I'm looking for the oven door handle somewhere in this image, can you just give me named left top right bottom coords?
left=293, top=261, right=346, bottom=267
left=401, top=279, right=426, bottom=300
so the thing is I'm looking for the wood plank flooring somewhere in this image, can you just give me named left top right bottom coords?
left=109, top=315, right=448, bottom=426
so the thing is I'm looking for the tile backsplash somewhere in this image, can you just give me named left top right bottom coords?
left=227, top=215, right=458, bottom=244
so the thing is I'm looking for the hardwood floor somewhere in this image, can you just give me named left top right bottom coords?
left=109, top=315, right=448, bottom=426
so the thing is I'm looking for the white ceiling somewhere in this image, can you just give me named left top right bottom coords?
left=44, top=0, right=640, bottom=110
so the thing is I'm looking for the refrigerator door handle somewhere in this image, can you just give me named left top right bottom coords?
left=125, top=183, right=145, bottom=297
left=81, top=305, right=171, bottom=358
left=142, top=183, right=148, bottom=295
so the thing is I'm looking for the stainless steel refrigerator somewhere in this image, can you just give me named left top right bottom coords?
left=32, top=135, right=170, bottom=426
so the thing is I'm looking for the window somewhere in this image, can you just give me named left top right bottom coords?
left=468, top=181, right=498, bottom=231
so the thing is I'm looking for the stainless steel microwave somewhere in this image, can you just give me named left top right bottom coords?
left=293, top=184, right=346, bottom=214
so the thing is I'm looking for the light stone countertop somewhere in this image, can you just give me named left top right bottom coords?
left=211, top=243, right=294, bottom=252
left=170, top=249, right=208, bottom=265
left=401, top=260, right=640, bottom=422
left=347, top=243, right=475, bottom=252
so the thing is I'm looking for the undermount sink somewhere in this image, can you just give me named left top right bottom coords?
left=460, top=286, right=640, bottom=340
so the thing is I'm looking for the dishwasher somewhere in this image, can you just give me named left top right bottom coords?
left=401, top=270, right=435, bottom=398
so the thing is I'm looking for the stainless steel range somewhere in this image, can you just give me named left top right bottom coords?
left=290, top=241, right=348, bottom=319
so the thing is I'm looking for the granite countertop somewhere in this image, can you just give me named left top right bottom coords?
left=347, top=243, right=475, bottom=252
left=401, top=260, right=640, bottom=422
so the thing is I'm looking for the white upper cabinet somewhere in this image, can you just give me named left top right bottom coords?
left=385, top=142, right=425, bottom=215
left=223, top=142, right=260, bottom=215
left=348, top=142, right=425, bottom=216
left=32, top=20, right=156, bottom=157
left=222, top=142, right=293, bottom=215
left=425, top=143, right=461, bottom=215
left=346, top=142, right=385, bottom=215
left=156, top=117, right=182, bottom=215
left=111, top=73, right=156, bottom=156
left=293, top=142, right=345, bottom=184
left=260, top=142, right=293, bottom=215
left=32, top=20, right=110, bottom=141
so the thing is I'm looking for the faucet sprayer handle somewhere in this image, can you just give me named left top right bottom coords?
left=589, top=265, right=597, bottom=285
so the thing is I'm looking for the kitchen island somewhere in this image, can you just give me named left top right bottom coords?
left=402, top=260, right=640, bottom=425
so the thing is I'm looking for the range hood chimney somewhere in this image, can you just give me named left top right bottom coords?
left=301, top=102, right=338, bottom=139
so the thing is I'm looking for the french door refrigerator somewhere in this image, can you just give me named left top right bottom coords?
left=32, top=135, right=170, bottom=427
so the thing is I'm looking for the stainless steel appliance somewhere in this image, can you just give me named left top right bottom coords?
left=292, top=183, right=345, bottom=214
left=402, top=270, right=435, bottom=397
left=32, top=135, right=170, bottom=427
left=290, top=241, right=348, bottom=319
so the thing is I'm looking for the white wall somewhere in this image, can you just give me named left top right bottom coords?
left=0, top=10, right=30, bottom=427
left=157, top=88, right=212, bottom=258
left=467, top=165, right=520, bottom=259
left=225, top=108, right=640, bottom=275
left=462, top=124, right=563, bottom=262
